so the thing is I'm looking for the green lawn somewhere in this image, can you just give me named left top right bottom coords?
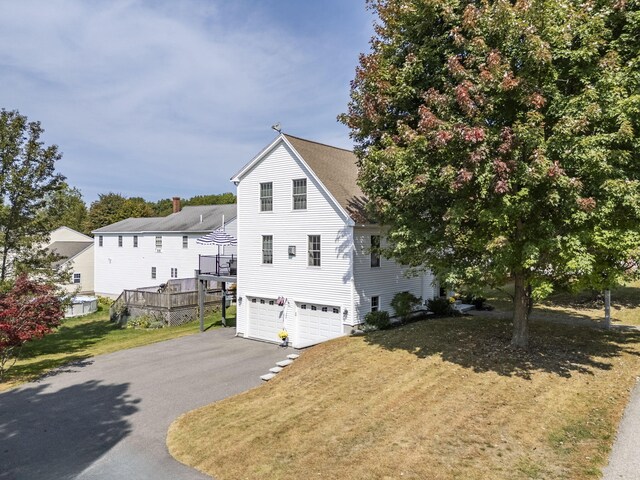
left=0, top=305, right=236, bottom=392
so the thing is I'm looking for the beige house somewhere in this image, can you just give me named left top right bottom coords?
left=47, top=226, right=94, bottom=295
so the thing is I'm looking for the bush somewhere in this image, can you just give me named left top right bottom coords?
left=390, top=291, right=422, bottom=320
left=427, top=297, right=454, bottom=316
left=364, top=310, right=391, bottom=330
left=126, top=314, right=163, bottom=329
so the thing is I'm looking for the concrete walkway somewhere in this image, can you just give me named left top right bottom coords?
left=602, top=379, right=640, bottom=480
left=0, top=328, right=289, bottom=480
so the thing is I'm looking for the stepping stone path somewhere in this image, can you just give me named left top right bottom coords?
left=261, top=353, right=300, bottom=381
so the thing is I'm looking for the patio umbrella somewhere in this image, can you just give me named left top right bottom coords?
left=196, top=228, right=237, bottom=247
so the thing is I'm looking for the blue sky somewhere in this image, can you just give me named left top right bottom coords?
left=0, top=0, right=374, bottom=203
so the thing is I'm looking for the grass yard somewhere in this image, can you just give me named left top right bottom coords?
left=485, top=280, right=640, bottom=327
left=0, top=305, right=235, bottom=392
left=168, top=315, right=640, bottom=480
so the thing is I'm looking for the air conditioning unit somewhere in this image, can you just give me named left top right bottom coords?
left=288, top=245, right=296, bottom=256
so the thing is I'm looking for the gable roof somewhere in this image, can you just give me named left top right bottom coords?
left=48, top=241, right=93, bottom=268
left=232, top=134, right=370, bottom=224
left=92, top=204, right=237, bottom=234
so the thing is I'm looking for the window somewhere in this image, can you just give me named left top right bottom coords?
left=171, top=267, right=178, bottom=278
left=252, top=298, right=257, bottom=303
left=321, top=307, right=328, bottom=312
left=371, top=296, right=379, bottom=312
left=293, top=179, right=307, bottom=210
left=118, top=235, right=123, bottom=247
left=155, top=235, right=162, bottom=251
left=98, top=235, right=103, bottom=247
left=151, top=267, right=157, bottom=279
left=311, top=305, right=317, bottom=311
left=269, top=300, right=275, bottom=305
left=72, top=273, right=81, bottom=284
left=370, top=235, right=381, bottom=268
left=300, top=304, right=307, bottom=309
left=260, top=182, right=273, bottom=212
left=332, top=307, right=340, bottom=314
left=133, top=235, right=138, bottom=248
left=308, top=235, right=321, bottom=266
left=262, top=235, right=273, bottom=264
left=260, top=299, right=265, bottom=304
left=182, top=235, right=188, bottom=249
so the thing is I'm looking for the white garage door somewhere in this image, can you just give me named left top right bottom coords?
left=248, top=297, right=281, bottom=343
left=296, top=303, right=343, bottom=348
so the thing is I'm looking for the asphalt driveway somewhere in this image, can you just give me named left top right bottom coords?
left=0, top=328, right=288, bottom=480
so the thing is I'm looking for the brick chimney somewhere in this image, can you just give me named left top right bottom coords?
left=172, top=196, right=181, bottom=213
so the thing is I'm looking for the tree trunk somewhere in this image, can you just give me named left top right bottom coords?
left=511, top=272, right=530, bottom=348
left=604, top=289, right=611, bottom=330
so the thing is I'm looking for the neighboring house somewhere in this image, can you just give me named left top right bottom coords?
left=231, top=134, right=437, bottom=349
left=47, top=226, right=94, bottom=295
left=93, top=202, right=237, bottom=298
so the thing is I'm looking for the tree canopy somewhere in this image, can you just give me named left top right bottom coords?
left=340, top=0, right=640, bottom=347
left=0, top=110, right=66, bottom=283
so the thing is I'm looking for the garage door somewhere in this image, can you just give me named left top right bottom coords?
left=248, top=297, right=281, bottom=343
left=296, top=303, right=343, bottom=348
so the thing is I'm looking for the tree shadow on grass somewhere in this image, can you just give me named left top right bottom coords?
left=0, top=380, right=139, bottom=480
left=364, top=316, right=640, bottom=380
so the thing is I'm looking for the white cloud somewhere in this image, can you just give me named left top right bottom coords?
left=0, top=0, right=371, bottom=203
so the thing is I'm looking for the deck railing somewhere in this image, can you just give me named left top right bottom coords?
left=199, top=254, right=237, bottom=277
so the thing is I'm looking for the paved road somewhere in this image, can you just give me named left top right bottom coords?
left=602, top=378, right=640, bottom=480
left=0, top=329, right=289, bottom=480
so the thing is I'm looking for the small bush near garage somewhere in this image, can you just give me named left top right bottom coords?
left=427, top=298, right=454, bottom=316
left=390, top=291, right=422, bottom=320
left=364, top=310, right=391, bottom=330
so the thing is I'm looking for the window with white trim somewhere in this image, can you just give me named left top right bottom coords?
left=170, top=267, right=178, bottom=278
left=133, top=235, right=138, bottom=248
left=262, top=235, right=273, bottom=264
left=371, top=296, right=380, bottom=312
left=182, top=235, right=188, bottom=249
left=308, top=235, right=321, bottom=266
left=118, top=235, right=123, bottom=247
left=98, top=236, right=103, bottom=247
left=72, top=273, right=81, bottom=284
left=260, top=182, right=273, bottom=212
left=370, top=235, right=381, bottom=268
left=151, top=267, right=157, bottom=279
left=155, top=235, right=162, bottom=251
left=293, top=179, right=307, bottom=210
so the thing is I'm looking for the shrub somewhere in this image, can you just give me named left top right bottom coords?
left=126, top=314, right=162, bottom=329
left=97, top=296, right=114, bottom=309
left=427, top=297, right=454, bottom=316
left=364, top=310, right=390, bottom=330
left=390, top=291, right=422, bottom=320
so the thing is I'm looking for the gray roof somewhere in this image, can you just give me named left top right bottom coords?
left=92, top=204, right=237, bottom=234
left=284, top=135, right=369, bottom=223
left=48, top=241, right=93, bottom=267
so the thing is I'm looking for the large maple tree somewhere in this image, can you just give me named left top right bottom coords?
left=340, top=0, right=640, bottom=347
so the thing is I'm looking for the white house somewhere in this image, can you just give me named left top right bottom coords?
left=47, top=226, right=95, bottom=295
left=93, top=202, right=237, bottom=298
left=231, top=134, right=437, bottom=348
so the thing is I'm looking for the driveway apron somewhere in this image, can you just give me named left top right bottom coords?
left=0, top=328, right=288, bottom=480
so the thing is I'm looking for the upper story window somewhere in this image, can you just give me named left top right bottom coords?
left=260, top=182, right=273, bottom=212
left=262, top=235, right=273, bottom=264
left=118, top=235, right=123, bottom=247
left=73, top=273, right=81, bottom=284
left=98, top=235, right=103, bottom=247
left=371, top=296, right=380, bottom=312
left=155, top=235, right=162, bottom=251
left=293, top=179, right=307, bottom=210
left=308, top=235, right=321, bottom=267
left=133, top=235, right=138, bottom=248
left=182, top=235, right=188, bottom=249
left=151, top=267, right=156, bottom=279
left=370, top=235, right=381, bottom=268
left=171, top=267, right=178, bottom=278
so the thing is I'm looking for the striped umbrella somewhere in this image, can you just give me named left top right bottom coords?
left=196, top=228, right=237, bottom=246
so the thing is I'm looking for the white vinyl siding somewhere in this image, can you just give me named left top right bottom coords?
left=93, top=222, right=237, bottom=297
